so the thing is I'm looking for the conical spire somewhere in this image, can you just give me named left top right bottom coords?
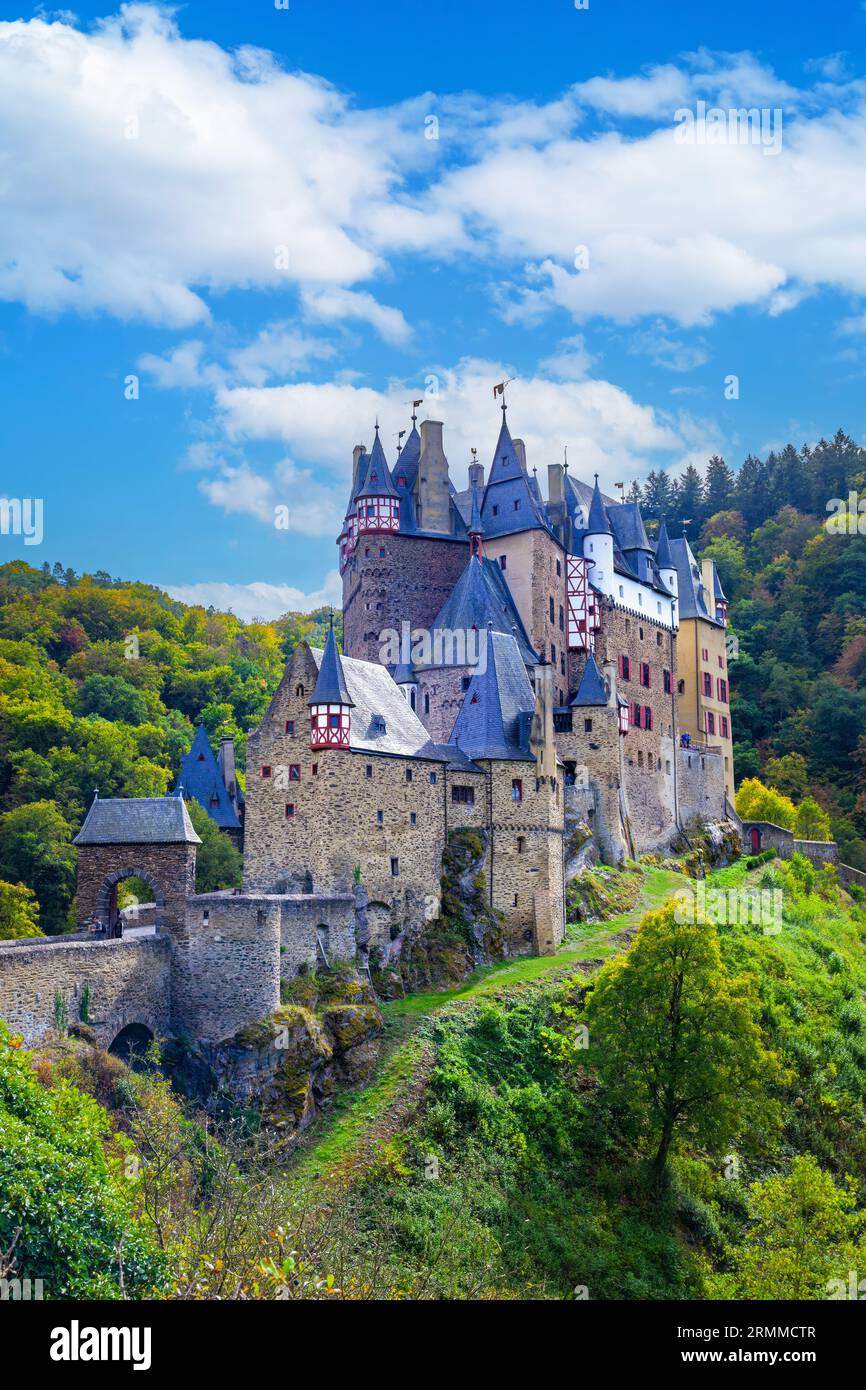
left=486, top=414, right=523, bottom=484
left=310, top=617, right=354, bottom=707
left=357, top=424, right=399, bottom=498
left=570, top=651, right=608, bottom=707
left=586, top=473, right=611, bottom=535
left=655, top=517, right=674, bottom=571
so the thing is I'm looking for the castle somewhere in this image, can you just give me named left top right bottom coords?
left=0, top=399, right=735, bottom=1058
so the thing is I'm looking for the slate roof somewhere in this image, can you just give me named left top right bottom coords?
left=356, top=427, right=399, bottom=498
left=655, top=518, right=674, bottom=572
left=448, top=629, right=537, bottom=761
left=608, top=501, right=651, bottom=554
left=421, top=554, right=538, bottom=667
left=74, top=795, right=201, bottom=845
left=669, top=536, right=723, bottom=625
left=480, top=417, right=555, bottom=539
left=308, top=646, right=432, bottom=756
left=570, top=652, right=609, bottom=707
left=586, top=476, right=612, bottom=535
left=310, top=619, right=354, bottom=706
left=173, top=724, right=242, bottom=830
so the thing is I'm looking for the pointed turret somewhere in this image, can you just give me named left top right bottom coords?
left=570, top=652, right=609, bottom=707
left=583, top=473, right=614, bottom=596
left=309, top=617, right=353, bottom=748
left=356, top=424, right=400, bottom=534
left=586, top=474, right=611, bottom=536
left=449, top=628, right=537, bottom=760
left=655, top=517, right=673, bottom=572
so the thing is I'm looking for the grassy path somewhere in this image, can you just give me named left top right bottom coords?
left=289, top=864, right=685, bottom=1181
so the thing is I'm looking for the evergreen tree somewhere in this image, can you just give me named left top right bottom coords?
left=672, top=464, right=706, bottom=531
left=704, top=454, right=735, bottom=517
left=641, top=470, right=675, bottom=521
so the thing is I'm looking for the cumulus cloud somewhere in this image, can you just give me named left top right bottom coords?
left=211, top=355, right=695, bottom=495
left=163, top=570, right=342, bottom=622
left=0, top=6, right=428, bottom=324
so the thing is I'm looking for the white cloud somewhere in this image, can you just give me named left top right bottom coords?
left=628, top=321, right=709, bottom=372
left=212, top=355, right=692, bottom=494
left=300, top=287, right=411, bottom=346
left=0, top=6, right=428, bottom=324
left=164, top=570, right=342, bottom=622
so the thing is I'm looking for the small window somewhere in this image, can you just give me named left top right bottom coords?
left=556, top=559, right=562, bottom=576
left=410, top=812, right=417, bottom=827
left=517, top=836, right=525, bottom=854
left=619, top=585, right=624, bottom=598
left=639, top=626, right=644, bottom=640
left=424, top=692, right=430, bottom=715
left=429, top=771, right=437, bottom=784
left=328, top=713, right=341, bottom=728
left=210, top=795, right=219, bottom=807
left=312, top=763, right=318, bottom=776
left=584, top=718, right=592, bottom=732
left=514, top=893, right=519, bottom=906
left=706, top=711, right=716, bottom=736
left=678, top=679, right=685, bottom=695
left=197, top=752, right=206, bottom=762
left=366, top=764, right=373, bottom=779
left=405, top=768, right=413, bottom=782
left=295, top=685, right=304, bottom=698
left=514, top=499, right=521, bottom=511
left=549, top=595, right=555, bottom=622
left=657, top=632, right=662, bottom=646
left=377, top=809, right=384, bottom=825
left=285, top=719, right=294, bottom=735
left=492, top=504, right=499, bottom=517
left=261, top=765, right=272, bottom=778
left=390, top=857, right=400, bottom=877
left=462, top=676, right=472, bottom=691
left=203, top=909, right=210, bottom=926
left=289, top=764, right=300, bottom=781
left=451, top=785, right=475, bottom=805
left=511, top=779, right=523, bottom=802
left=644, top=706, right=653, bottom=731
left=379, top=547, right=385, bottom=558
left=663, top=669, right=671, bottom=694
left=285, top=803, right=294, bottom=818
left=499, top=555, right=507, bottom=570
left=559, top=605, right=564, bottom=631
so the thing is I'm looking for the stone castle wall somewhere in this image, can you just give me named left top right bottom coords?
left=677, top=745, right=728, bottom=826
left=243, top=646, right=445, bottom=941
left=173, top=896, right=281, bottom=1043
left=342, top=533, right=468, bottom=664
left=0, top=935, right=171, bottom=1048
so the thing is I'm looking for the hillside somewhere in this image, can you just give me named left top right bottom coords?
left=4, top=855, right=865, bottom=1299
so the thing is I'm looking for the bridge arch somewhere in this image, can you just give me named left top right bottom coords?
left=108, top=1020, right=155, bottom=1066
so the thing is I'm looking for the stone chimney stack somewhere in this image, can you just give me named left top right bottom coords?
left=417, top=420, right=451, bottom=533
left=218, top=738, right=237, bottom=803
left=513, top=438, right=527, bottom=473
left=547, top=462, right=563, bottom=505
left=351, top=445, right=365, bottom=494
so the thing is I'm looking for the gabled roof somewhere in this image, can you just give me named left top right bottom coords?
left=173, top=724, right=241, bottom=829
left=357, top=427, right=399, bottom=498
left=570, top=652, right=609, bottom=707
left=448, top=629, right=537, bottom=761
left=422, top=554, right=538, bottom=667
left=669, top=536, right=722, bottom=625
left=310, top=619, right=354, bottom=706
left=74, top=794, right=201, bottom=845
left=308, top=646, right=432, bottom=756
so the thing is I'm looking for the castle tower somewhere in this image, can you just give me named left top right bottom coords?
left=309, top=616, right=353, bottom=749
left=354, top=425, right=400, bottom=535
left=583, top=474, right=614, bottom=595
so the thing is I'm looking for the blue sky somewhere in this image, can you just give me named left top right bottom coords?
left=2, top=0, right=866, bottom=618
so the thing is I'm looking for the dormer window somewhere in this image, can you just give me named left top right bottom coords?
left=372, top=715, right=387, bottom=735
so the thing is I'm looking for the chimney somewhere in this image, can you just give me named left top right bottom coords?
left=547, top=462, right=563, bottom=505
left=218, top=738, right=237, bottom=802
left=351, top=444, right=365, bottom=493
left=513, top=438, right=527, bottom=473
left=468, top=460, right=485, bottom=490
left=417, top=420, right=451, bottom=533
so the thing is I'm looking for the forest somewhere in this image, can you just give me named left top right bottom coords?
left=0, top=426, right=863, bottom=939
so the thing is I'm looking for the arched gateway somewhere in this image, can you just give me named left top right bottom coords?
left=73, top=792, right=200, bottom=935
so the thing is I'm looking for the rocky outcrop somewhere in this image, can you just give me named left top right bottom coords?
left=165, top=966, right=383, bottom=1140
left=372, top=828, right=505, bottom=997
